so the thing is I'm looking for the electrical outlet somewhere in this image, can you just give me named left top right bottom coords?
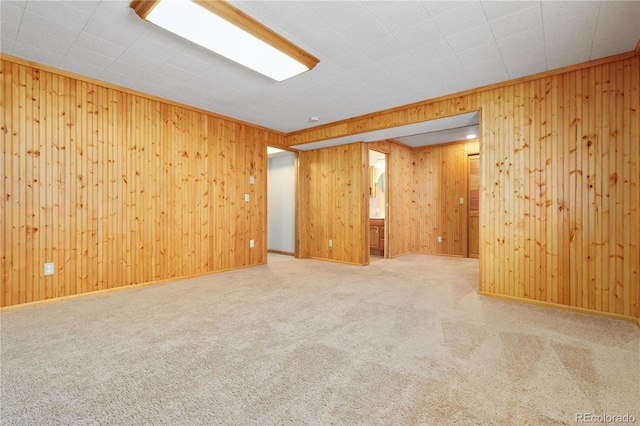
left=250, top=239, right=255, bottom=248
left=44, top=262, right=54, bottom=276
left=249, top=176, right=255, bottom=185
left=437, top=236, right=443, bottom=243
left=244, top=193, right=250, bottom=202
left=329, top=239, right=333, bottom=247
left=459, top=197, right=464, bottom=205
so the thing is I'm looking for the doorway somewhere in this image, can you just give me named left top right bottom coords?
left=369, top=149, right=387, bottom=259
left=267, top=147, right=296, bottom=258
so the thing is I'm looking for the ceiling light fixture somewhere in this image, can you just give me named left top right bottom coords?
left=131, top=0, right=319, bottom=82
left=309, top=116, right=320, bottom=122
left=466, top=134, right=477, bottom=139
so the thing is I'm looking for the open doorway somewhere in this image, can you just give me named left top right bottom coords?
left=369, top=149, right=387, bottom=260
left=267, top=147, right=296, bottom=259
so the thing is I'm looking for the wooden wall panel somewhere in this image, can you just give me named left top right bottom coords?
left=0, top=58, right=278, bottom=307
left=291, top=54, right=639, bottom=322
left=298, top=143, right=367, bottom=265
left=368, top=140, right=413, bottom=258
left=412, top=141, right=479, bottom=257
left=2, top=52, right=638, bottom=322
left=477, top=57, right=639, bottom=319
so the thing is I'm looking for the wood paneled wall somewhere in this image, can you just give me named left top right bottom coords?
left=368, top=140, right=413, bottom=258
left=412, top=141, right=479, bottom=257
left=298, top=143, right=368, bottom=264
left=290, top=53, right=639, bottom=322
left=1, top=58, right=281, bottom=307
left=478, top=58, right=639, bottom=319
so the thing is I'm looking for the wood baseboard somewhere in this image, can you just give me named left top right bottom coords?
left=268, top=250, right=295, bottom=256
left=0, top=263, right=265, bottom=312
left=478, top=291, right=639, bottom=327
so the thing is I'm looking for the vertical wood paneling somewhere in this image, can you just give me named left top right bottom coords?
left=1, top=58, right=276, bottom=307
left=292, top=54, right=638, bottom=321
left=412, top=141, right=478, bottom=257
left=298, top=143, right=367, bottom=265
left=478, top=56, right=639, bottom=320
left=2, top=54, right=638, bottom=322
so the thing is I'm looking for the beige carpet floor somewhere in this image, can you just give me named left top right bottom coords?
left=1, top=254, right=638, bottom=425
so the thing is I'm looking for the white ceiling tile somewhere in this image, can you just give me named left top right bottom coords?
left=99, top=69, right=141, bottom=91
left=421, top=1, right=472, bottom=18
left=65, top=45, right=113, bottom=69
left=144, top=69, right=185, bottom=89
left=73, top=32, right=127, bottom=59
left=363, top=1, right=431, bottom=33
left=12, top=40, right=64, bottom=67
left=140, top=25, right=192, bottom=53
left=59, top=56, right=103, bottom=79
left=496, top=26, right=544, bottom=57
left=83, top=1, right=149, bottom=48
left=409, top=40, right=455, bottom=64
left=376, top=51, right=420, bottom=72
left=503, top=46, right=547, bottom=79
left=17, top=12, right=79, bottom=56
left=1, top=2, right=24, bottom=33
left=2, top=1, right=26, bottom=11
left=104, top=60, right=149, bottom=81
left=357, top=35, right=404, bottom=61
left=489, top=4, right=542, bottom=41
left=432, top=2, right=488, bottom=37
left=24, top=0, right=92, bottom=31
left=1, top=21, right=20, bottom=42
left=541, top=1, right=600, bottom=25
left=350, top=63, right=390, bottom=83
left=165, top=52, right=212, bottom=75
left=543, top=12, right=598, bottom=42
left=125, top=35, right=181, bottom=64
left=63, top=1, right=100, bottom=15
left=115, top=47, right=171, bottom=75
left=302, top=1, right=388, bottom=45
left=392, top=19, right=444, bottom=51
left=0, top=38, right=16, bottom=54
left=457, top=42, right=502, bottom=68
left=331, top=48, right=373, bottom=71
left=546, top=42, right=590, bottom=70
left=592, top=1, right=640, bottom=58
left=481, top=1, right=539, bottom=22
left=446, top=23, right=495, bottom=53
left=465, top=56, right=508, bottom=77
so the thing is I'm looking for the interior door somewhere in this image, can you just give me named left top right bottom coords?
left=468, top=154, right=479, bottom=258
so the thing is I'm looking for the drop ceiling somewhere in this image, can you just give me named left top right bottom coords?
left=1, top=0, right=639, bottom=145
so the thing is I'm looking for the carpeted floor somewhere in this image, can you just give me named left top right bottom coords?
left=1, top=254, right=638, bottom=425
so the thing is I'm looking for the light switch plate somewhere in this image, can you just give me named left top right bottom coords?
left=245, top=193, right=250, bottom=202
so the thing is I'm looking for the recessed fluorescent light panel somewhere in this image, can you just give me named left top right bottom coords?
left=131, top=0, right=319, bottom=82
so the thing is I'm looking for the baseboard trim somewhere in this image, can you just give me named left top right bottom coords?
left=306, top=257, right=365, bottom=266
left=478, top=291, right=639, bottom=326
left=267, top=250, right=295, bottom=256
left=0, top=262, right=265, bottom=313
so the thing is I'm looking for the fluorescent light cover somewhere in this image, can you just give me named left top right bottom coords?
left=145, top=0, right=310, bottom=81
